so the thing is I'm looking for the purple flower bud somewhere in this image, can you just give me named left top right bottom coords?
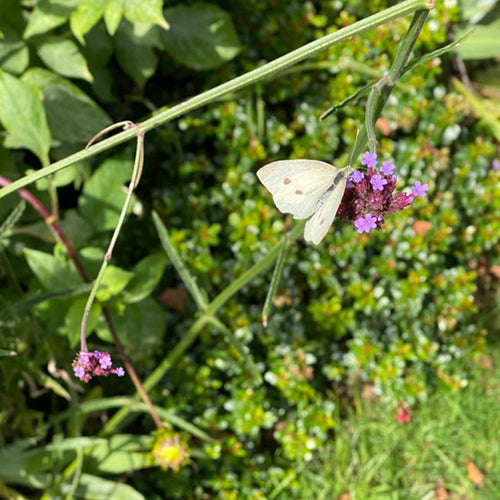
left=492, top=159, right=499, bottom=171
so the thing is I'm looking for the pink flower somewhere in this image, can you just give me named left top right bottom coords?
left=395, top=403, right=412, bottom=423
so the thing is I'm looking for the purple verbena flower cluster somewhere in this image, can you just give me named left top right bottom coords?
left=73, top=350, right=125, bottom=382
left=339, top=151, right=428, bottom=235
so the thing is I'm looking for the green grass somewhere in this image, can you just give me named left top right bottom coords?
left=286, top=352, right=500, bottom=500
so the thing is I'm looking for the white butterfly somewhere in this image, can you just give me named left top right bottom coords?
left=257, top=159, right=348, bottom=245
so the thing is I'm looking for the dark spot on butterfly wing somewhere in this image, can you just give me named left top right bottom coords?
left=320, top=218, right=325, bottom=225
left=283, top=178, right=291, bottom=185
left=295, top=189, right=303, bottom=195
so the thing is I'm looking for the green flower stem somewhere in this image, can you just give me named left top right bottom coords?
left=0, top=0, right=432, bottom=202
left=79, top=123, right=144, bottom=351
left=100, top=223, right=304, bottom=436
left=349, top=9, right=430, bottom=165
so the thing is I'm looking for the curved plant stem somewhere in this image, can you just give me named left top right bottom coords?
left=0, top=0, right=432, bottom=201
left=0, top=174, right=163, bottom=431
left=79, top=122, right=143, bottom=351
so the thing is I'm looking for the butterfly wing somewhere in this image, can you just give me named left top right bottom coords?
left=257, top=159, right=338, bottom=219
left=304, top=173, right=347, bottom=245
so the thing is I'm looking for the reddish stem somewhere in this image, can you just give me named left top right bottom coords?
left=0, top=174, right=162, bottom=429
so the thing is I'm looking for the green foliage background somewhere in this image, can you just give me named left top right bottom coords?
left=0, top=0, right=499, bottom=498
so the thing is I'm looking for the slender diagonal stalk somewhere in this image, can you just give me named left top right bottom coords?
left=0, top=0, right=432, bottom=201
left=350, top=9, right=430, bottom=163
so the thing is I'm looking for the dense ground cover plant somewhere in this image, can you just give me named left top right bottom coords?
left=0, top=0, right=499, bottom=498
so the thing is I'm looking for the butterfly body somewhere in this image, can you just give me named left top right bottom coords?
left=257, top=159, right=348, bottom=245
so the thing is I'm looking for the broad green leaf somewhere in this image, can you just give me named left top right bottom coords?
left=97, top=298, right=166, bottom=358
left=0, top=441, right=51, bottom=489
left=59, top=210, right=94, bottom=247
left=97, top=265, right=134, bottom=301
left=0, top=70, right=51, bottom=165
left=60, top=473, right=145, bottom=500
left=24, top=248, right=81, bottom=291
left=0, top=30, right=29, bottom=74
left=86, top=434, right=154, bottom=473
left=124, top=0, right=169, bottom=29
left=24, top=0, right=77, bottom=39
left=0, top=0, right=25, bottom=33
left=70, top=0, right=107, bottom=45
left=114, top=21, right=159, bottom=88
left=161, top=3, right=240, bottom=70
left=123, top=253, right=167, bottom=303
left=457, top=20, right=500, bottom=59
left=104, top=0, right=125, bottom=36
left=23, top=68, right=110, bottom=144
left=63, top=296, right=101, bottom=347
left=36, top=36, right=93, bottom=81
left=78, top=156, right=133, bottom=231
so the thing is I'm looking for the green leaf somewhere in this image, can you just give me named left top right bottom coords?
left=35, top=36, right=93, bottom=81
left=78, top=156, right=133, bottom=231
left=0, top=30, right=29, bottom=74
left=87, top=434, right=154, bottom=473
left=104, top=0, right=125, bottom=36
left=0, top=70, right=51, bottom=165
left=70, top=0, right=107, bottom=45
left=457, top=21, right=500, bottom=59
left=161, top=2, right=240, bottom=70
left=23, top=0, right=77, bottom=39
left=97, top=265, right=133, bottom=301
left=114, top=21, right=159, bottom=88
left=63, top=296, right=101, bottom=347
left=124, top=0, right=169, bottom=29
left=123, top=253, right=167, bottom=303
left=22, top=68, right=110, bottom=144
left=60, top=473, right=145, bottom=500
left=24, top=248, right=81, bottom=291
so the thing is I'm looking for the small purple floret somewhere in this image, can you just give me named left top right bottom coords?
left=337, top=156, right=416, bottom=234
left=354, top=214, right=378, bottom=234
left=361, top=151, right=377, bottom=168
left=350, top=171, right=364, bottom=183
left=72, top=350, right=124, bottom=382
left=371, top=174, right=388, bottom=191
left=412, top=181, right=429, bottom=197
left=381, top=161, right=395, bottom=176
left=492, top=159, right=500, bottom=171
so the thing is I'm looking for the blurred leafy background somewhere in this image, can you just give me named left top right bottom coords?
left=0, top=0, right=500, bottom=498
